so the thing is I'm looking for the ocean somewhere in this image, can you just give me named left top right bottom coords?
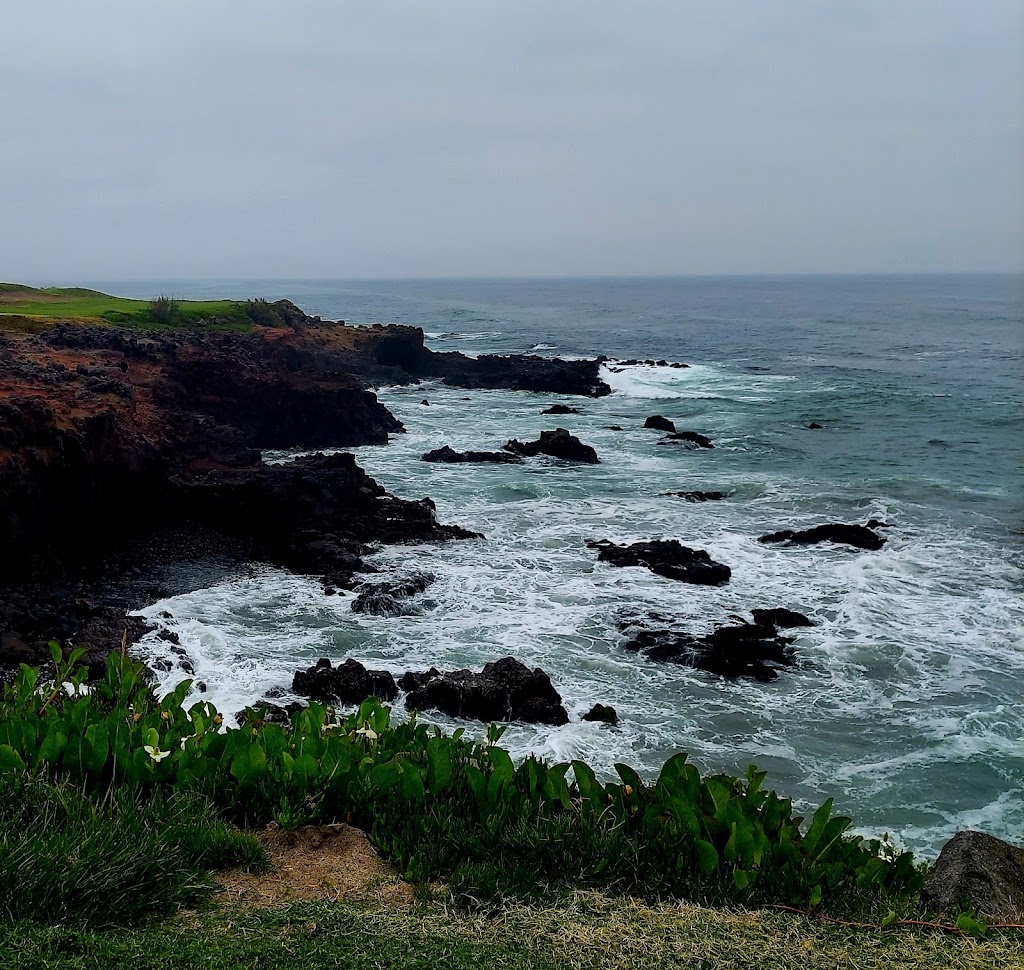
left=96, top=274, right=1022, bottom=856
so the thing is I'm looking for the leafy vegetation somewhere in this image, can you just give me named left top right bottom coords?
left=0, top=646, right=922, bottom=920
left=0, top=283, right=292, bottom=331
left=0, top=774, right=263, bottom=927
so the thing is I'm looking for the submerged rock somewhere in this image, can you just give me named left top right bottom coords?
left=922, top=831, right=1024, bottom=920
left=588, top=539, right=731, bottom=586
left=643, top=415, right=676, bottom=433
left=758, top=523, right=886, bottom=551
left=664, top=490, right=725, bottom=502
left=292, top=657, right=398, bottom=704
left=659, top=431, right=714, bottom=449
left=404, top=656, right=569, bottom=725
left=542, top=404, right=581, bottom=414
left=350, top=573, right=434, bottom=616
left=422, top=445, right=523, bottom=464
left=503, top=428, right=600, bottom=464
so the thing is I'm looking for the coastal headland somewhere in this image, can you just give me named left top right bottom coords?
left=0, top=287, right=609, bottom=676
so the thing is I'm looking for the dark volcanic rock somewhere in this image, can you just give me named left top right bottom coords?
left=605, top=425, right=624, bottom=431
left=622, top=619, right=796, bottom=682
left=660, top=431, right=714, bottom=449
left=172, top=452, right=481, bottom=578
left=644, top=415, right=676, bottom=433
left=404, top=656, right=569, bottom=725
left=588, top=539, right=731, bottom=586
left=238, top=700, right=306, bottom=726
left=422, top=445, right=523, bottom=464
left=807, top=422, right=824, bottom=429
left=582, top=703, right=619, bottom=726
left=292, top=657, right=398, bottom=704
left=758, top=523, right=886, bottom=551
left=422, top=352, right=610, bottom=397
left=351, top=573, right=434, bottom=616
left=751, top=608, right=814, bottom=628
left=503, top=428, right=600, bottom=464
left=922, top=831, right=1024, bottom=920
left=542, top=404, right=581, bottom=415
left=665, top=490, right=725, bottom=502
left=397, top=667, right=440, bottom=693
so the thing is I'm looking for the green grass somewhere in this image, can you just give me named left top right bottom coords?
left=0, top=895, right=1019, bottom=970
left=0, top=774, right=265, bottom=927
left=0, top=283, right=259, bottom=331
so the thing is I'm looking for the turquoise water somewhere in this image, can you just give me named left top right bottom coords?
left=120, top=275, right=1022, bottom=856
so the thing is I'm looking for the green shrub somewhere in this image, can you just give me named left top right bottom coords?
left=0, top=647, right=923, bottom=914
left=148, top=295, right=180, bottom=326
left=0, top=773, right=264, bottom=926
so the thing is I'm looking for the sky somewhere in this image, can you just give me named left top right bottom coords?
left=2, top=1, right=1022, bottom=280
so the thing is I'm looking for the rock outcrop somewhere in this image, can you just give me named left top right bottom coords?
left=404, top=657, right=569, bottom=725
left=504, top=428, right=600, bottom=464
left=758, top=523, right=886, bottom=551
left=644, top=415, right=675, bottom=432
left=588, top=539, right=731, bottom=585
left=620, top=616, right=798, bottom=682
left=292, top=657, right=399, bottom=704
left=422, top=445, right=523, bottom=464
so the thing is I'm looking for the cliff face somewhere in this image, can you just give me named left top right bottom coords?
left=0, top=324, right=407, bottom=582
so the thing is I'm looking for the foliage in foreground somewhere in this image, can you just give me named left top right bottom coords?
left=0, top=648, right=922, bottom=914
left=0, top=774, right=263, bottom=927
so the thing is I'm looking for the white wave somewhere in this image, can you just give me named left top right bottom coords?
left=424, top=330, right=503, bottom=341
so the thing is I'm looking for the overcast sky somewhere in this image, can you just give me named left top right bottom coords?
left=3, top=1, right=1022, bottom=280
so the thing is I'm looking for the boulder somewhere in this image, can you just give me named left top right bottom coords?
left=292, top=657, right=398, bottom=704
left=588, top=539, right=731, bottom=586
left=422, top=445, right=523, bottom=464
left=404, top=657, right=569, bottom=725
left=582, top=703, right=619, bottom=726
left=503, top=428, right=600, bottom=464
left=758, top=523, right=886, bottom=551
left=807, top=422, right=823, bottom=429
left=644, top=415, right=676, bottom=433
left=922, top=831, right=1024, bottom=920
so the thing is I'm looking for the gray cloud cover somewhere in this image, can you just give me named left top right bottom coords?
left=2, top=1, right=1021, bottom=279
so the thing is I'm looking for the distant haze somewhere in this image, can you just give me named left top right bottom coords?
left=2, top=1, right=1022, bottom=280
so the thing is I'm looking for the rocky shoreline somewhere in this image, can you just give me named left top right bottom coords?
left=0, top=302, right=609, bottom=677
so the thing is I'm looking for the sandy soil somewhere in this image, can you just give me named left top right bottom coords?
left=214, top=823, right=415, bottom=909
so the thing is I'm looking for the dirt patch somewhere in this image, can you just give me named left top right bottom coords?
left=215, top=823, right=415, bottom=909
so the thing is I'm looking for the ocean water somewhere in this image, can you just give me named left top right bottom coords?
left=110, top=275, right=1023, bottom=857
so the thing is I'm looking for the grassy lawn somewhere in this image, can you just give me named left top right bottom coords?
left=1, top=894, right=1019, bottom=970
left=0, top=283, right=253, bottom=330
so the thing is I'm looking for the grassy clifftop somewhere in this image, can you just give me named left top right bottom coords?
left=0, top=283, right=263, bottom=332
